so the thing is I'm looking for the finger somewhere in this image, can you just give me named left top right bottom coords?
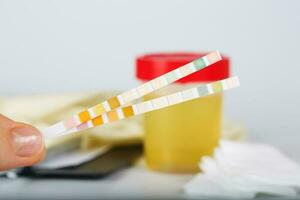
left=0, top=114, right=14, bottom=128
left=0, top=115, right=45, bottom=171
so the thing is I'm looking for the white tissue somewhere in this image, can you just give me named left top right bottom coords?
left=184, top=174, right=256, bottom=199
left=37, top=146, right=110, bottom=169
left=184, top=140, right=300, bottom=199
left=217, top=141, right=300, bottom=187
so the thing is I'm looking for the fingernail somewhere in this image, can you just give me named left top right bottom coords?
left=10, top=127, right=43, bottom=157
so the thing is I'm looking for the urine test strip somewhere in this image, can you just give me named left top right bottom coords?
left=44, top=77, right=239, bottom=139
left=43, top=51, right=222, bottom=137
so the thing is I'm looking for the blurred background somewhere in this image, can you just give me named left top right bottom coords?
left=0, top=0, right=299, bottom=160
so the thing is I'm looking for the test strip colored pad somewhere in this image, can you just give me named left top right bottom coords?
left=44, top=77, right=239, bottom=138
left=42, top=51, right=222, bottom=137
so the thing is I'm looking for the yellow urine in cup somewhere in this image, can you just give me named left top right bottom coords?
left=144, top=93, right=222, bottom=173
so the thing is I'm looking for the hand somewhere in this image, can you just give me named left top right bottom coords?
left=0, top=114, right=45, bottom=171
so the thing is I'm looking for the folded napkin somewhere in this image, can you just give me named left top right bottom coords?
left=184, top=140, right=300, bottom=199
left=0, top=92, right=143, bottom=150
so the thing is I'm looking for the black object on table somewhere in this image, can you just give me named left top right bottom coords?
left=16, top=144, right=143, bottom=179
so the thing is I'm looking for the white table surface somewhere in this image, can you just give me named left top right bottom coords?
left=0, top=164, right=193, bottom=200
left=1, top=164, right=299, bottom=200
left=1, top=135, right=300, bottom=200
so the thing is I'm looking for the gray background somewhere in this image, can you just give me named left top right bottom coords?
left=0, top=0, right=300, bottom=160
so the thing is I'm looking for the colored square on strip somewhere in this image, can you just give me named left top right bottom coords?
left=197, top=86, right=209, bottom=96
left=108, top=96, right=121, bottom=109
left=212, top=82, right=223, bottom=93
left=151, top=77, right=167, bottom=89
left=221, top=80, right=228, bottom=90
left=167, top=93, right=183, bottom=105
left=193, top=58, right=206, bottom=70
left=107, top=110, right=119, bottom=122
left=64, top=117, right=77, bottom=128
left=92, top=116, right=103, bottom=126
left=165, top=72, right=178, bottom=83
left=179, top=65, right=195, bottom=77
left=79, top=110, right=91, bottom=123
left=122, top=106, right=134, bottom=118
left=181, top=89, right=195, bottom=101
left=207, top=52, right=221, bottom=64
left=92, top=104, right=106, bottom=116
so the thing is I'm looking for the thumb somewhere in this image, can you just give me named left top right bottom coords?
left=0, top=114, right=45, bottom=171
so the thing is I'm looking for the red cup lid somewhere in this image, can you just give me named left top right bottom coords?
left=136, top=52, right=230, bottom=83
